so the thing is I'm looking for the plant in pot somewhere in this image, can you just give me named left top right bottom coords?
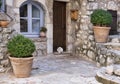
left=40, top=26, right=47, bottom=37
left=7, top=34, right=36, bottom=78
left=91, top=9, right=112, bottom=43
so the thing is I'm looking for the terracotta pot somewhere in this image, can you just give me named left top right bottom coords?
left=70, top=9, right=78, bottom=21
left=9, top=56, right=34, bottom=78
left=0, top=20, right=9, bottom=28
left=93, top=26, right=111, bottom=43
left=40, top=31, right=46, bottom=37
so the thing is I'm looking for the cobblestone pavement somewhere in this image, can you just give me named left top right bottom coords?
left=0, top=54, right=102, bottom=84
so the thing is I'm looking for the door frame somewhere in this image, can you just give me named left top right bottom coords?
left=47, top=0, right=73, bottom=54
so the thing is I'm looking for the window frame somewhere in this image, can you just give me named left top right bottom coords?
left=0, top=0, right=5, bottom=12
left=20, top=1, right=44, bottom=37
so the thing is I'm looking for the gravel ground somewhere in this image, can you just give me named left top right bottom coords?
left=0, top=54, right=102, bottom=84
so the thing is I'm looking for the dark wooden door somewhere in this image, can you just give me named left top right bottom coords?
left=53, top=1, right=66, bottom=52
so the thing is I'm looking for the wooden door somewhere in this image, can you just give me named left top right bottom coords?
left=53, top=1, right=66, bottom=52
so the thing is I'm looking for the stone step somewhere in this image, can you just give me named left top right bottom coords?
left=53, top=52, right=72, bottom=57
left=108, top=49, right=120, bottom=64
left=109, top=35, right=120, bottom=43
left=96, top=43, right=120, bottom=65
left=96, top=67, right=120, bottom=84
left=103, top=42, right=120, bottom=50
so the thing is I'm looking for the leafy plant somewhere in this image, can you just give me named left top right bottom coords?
left=40, top=27, right=47, bottom=32
left=7, top=35, right=36, bottom=58
left=91, top=9, right=112, bottom=27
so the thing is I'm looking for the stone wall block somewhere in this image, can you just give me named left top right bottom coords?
left=88, top=35, right=94, bottom=41
left=107, top=1, right=118, bottom=10
left=87, top=50, right=95, bottom=59
left=3, top=28, right=12, bottom=33
left=0, top=53, right=4, bottom=59
left=99, top=57, right=105, bottom=64
left=106, top=57, right=114, bottom=65
left=87, top=3, right=98, bottom=10
left=114, top=55, right=120, bottom=63
left=99, top=2, right=106, bottom=9
left=1, top=59, right=9, bottom=66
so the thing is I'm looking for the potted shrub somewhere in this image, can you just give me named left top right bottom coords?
left=7, top=35, right=35, bottom=78
left=40, top=27, right=47, bottom=37
left=91, top=9, right=112, bottom=43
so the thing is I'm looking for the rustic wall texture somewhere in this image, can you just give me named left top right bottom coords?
left=71, top=0, right=96, bottom=61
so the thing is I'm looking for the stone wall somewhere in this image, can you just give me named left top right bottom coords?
left=71, top=0, right=97, bottom=61
left=0, top=27, right=14, bottom=72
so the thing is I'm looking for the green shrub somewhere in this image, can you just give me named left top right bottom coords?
left=91, top=9, right=112, bottom=27
left=7, top=35, right=35, bottom=58
left=40, top=27, right=47, bottom=32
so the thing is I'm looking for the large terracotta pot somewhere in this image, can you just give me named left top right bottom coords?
left=9, top=56, right=34, bottom=78
left=93, top=26, right=111, bottom=43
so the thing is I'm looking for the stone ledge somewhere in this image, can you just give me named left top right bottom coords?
left=103, top=43, right=120, bottom=46
left=30, top=37, right=47, bottom=42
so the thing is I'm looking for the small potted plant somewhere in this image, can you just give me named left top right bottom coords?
left=40, top=26, right=47, bottom=37
left=91, top=9, right=112, bottom=43
left=7, top=34, right=35, bottom=78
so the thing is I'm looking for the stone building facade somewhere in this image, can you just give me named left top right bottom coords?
left=0, top=0, right=120, bottom=72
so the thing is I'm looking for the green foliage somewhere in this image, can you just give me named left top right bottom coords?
left=91, top=9, right=112, bottom=27
left=7, top=35, right=36, bottom=58
left=40, top=27, right=47, bottom=32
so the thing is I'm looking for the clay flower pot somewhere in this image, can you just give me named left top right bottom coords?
left=40, top=31, right=46, bottom=37
left=9, top=56, right=34, bottom=78
left=0, top=20, right=9, bottom=28
left=93, top=26, right=111, bottom=43
left=70, top=9, right=78, bottom=21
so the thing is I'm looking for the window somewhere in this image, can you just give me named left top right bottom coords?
left=20, top=1, right=44, bottom=37
left=0, top=0, right=5, bottom=12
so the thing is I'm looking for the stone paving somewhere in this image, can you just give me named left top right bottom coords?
left=0, top=54, right=102, bottom=84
